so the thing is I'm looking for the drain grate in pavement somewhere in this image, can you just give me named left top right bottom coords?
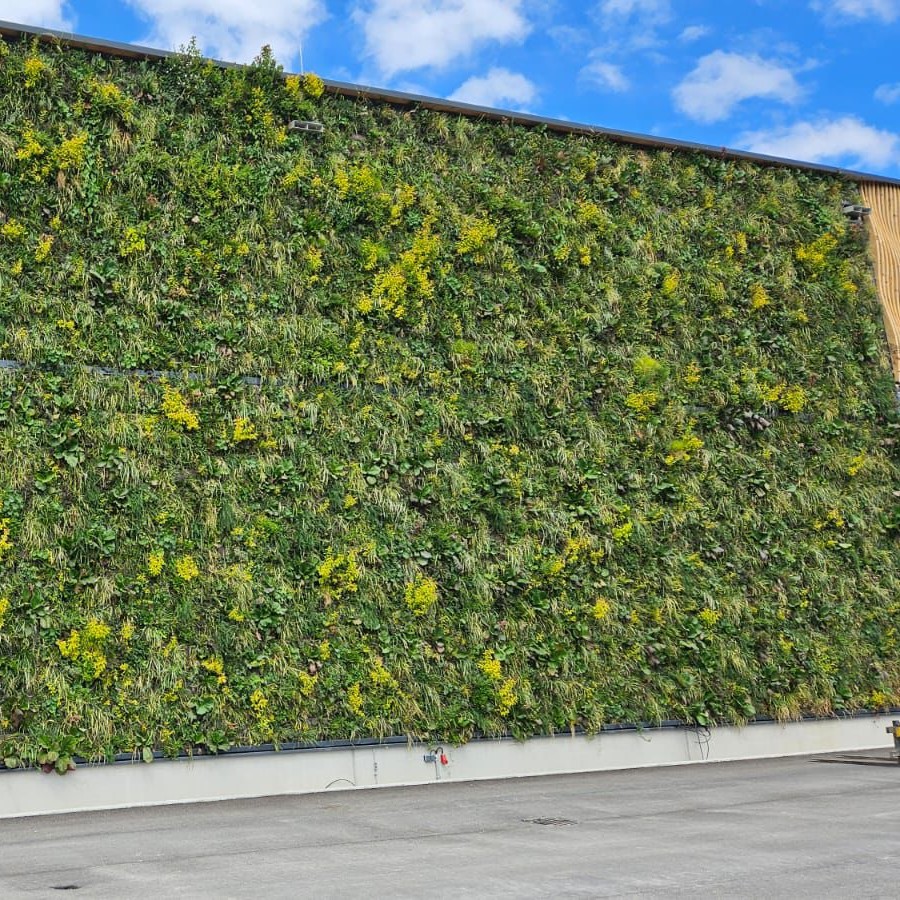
left=524, top=817, right=577, bottom=826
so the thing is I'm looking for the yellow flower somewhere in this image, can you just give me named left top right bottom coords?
left=0, top=518, right=12, bottom=561
left=456, top=216, right=498, bottom=257
left=359, top=238, right=381, bottom=271
left=0, top=596, right=10, bottom=629
left=317, top=548, right=360, bottom=601
left=497, top=678, right=518, bottom=716
left=298, top=671, right=317, bottom=696
left=23, top=55, right=47, bottom=88
left=624, top=390, right=659, bottom=418
left=232, top=417, right=259, bottom=443
left=682, top=362, right=701, bottom=386
left=57, top=630, right=80, bottom=659
left=347, top=682, right=364, bottom=715
left=869, top=690, right=890, bottom=709
left=161, top=385, right=199, bottom=431
left=761, top=383, right=807, bottom=414
left=662, top=270, right=681, bottom=296
left=576, top=200, right=607, bottom=228
left=664, top=432, right=704, bottom=466
left=174, top=555, right=200, bottom=581
left=1, top=219, right=26, bottom=241
left=546, top=557, right=565, bottom=576
left=553, top=242, right=571, bottom=263
left=780, top=385, right=807, bottom=413
left=81, top=649, right=108, bottom=679
left=847, top=453, right=866, bottom=477
left=57, top=620, right=110, bottom=680
left=84, top=619, right=111, bottom=643
left=795, top=232, right=837, bottom=273
left=305, top=246, right=324, bottom=273
left=302, top=72, right=325, bottom=98
left=285, top=74, right=302, bottom=99
left=201, top=657, right=227, bottom=685
left=750, top=283, right=769, bottom=310
left=52, top=132, right=88, bottom=172
left=119, top=226, right=146, bottom=257
left=369, top=659, right=396, bottom=688
left=404, top=574, right=439, bottom=616
left=147, top=550, right=164, bottom=576
left=478, top=649, right=503, bottom=681
left=592, top=598, right=611, bottom=621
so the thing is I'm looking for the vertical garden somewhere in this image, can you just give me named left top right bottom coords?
left=1, top=35, right=900, bottom=768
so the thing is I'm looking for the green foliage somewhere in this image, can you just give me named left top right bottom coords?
left=1, top=39, right=900, bottom=765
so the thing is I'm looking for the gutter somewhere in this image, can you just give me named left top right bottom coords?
left=2, top=18, right=900, bottom=189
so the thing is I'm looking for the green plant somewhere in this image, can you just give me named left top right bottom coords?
left=0, top=38, right=897, bottom=764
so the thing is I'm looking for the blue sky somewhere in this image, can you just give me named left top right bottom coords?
left=4, top=0, right=900, bottom=177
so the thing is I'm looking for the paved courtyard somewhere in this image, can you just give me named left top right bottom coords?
left=2, top=750, right=898, bottom=898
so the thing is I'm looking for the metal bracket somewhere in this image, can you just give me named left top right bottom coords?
left=288, top=120, right=325, bottom=134
left=842, top=202, right=871, bottom=222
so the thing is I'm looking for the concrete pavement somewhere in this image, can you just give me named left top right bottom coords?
left=2, top=751, right=899, bottom=898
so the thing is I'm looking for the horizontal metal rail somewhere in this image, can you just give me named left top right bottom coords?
left=2, top=18, right=899, bottom=188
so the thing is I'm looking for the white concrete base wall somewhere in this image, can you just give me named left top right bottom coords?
left=1, top=715, right=894, bottom=819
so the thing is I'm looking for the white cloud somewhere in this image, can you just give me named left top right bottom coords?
left=673, top=51, right=802, bottom=123
left=679, top=25, right=710, bottom=43
left=549, top=24, right=591, bottom=50
left=448, top=67, right=536, bottom=109
left=875, top=83, right=900, bottom=104
left=354, top=0, right=530, bottom=78
left=812, top=0, right=900, bottom=21
left=126, top=0, right=326, bottom=66
left=739, top=116, right=900, bottom=170
left=581, top=56, right=630, bottom=92
left=0, top=0, right=74, bottom=29
left=598, top=0, right=671, bottom=24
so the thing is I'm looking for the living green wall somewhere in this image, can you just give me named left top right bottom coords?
left=1, top=38, right=900, bottom=768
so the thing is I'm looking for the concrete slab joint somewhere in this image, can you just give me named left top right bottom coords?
left=0, top=715, right=894, bottom=819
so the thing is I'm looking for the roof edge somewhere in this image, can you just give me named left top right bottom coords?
left=3, top=18, right=900, bottom=188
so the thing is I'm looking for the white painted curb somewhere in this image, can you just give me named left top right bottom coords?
left=1, top=715, right=894, bottom=819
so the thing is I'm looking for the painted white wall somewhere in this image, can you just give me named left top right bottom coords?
left=1, top=716, right=894, bottom=819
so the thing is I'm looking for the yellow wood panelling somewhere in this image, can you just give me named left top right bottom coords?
left=861, top=183, right=900, bottom=380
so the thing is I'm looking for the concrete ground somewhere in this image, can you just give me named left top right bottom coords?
left=1, top=750, right=898, bottom=898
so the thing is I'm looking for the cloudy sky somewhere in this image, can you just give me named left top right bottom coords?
left=3, top=0, right=900, bottom=177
